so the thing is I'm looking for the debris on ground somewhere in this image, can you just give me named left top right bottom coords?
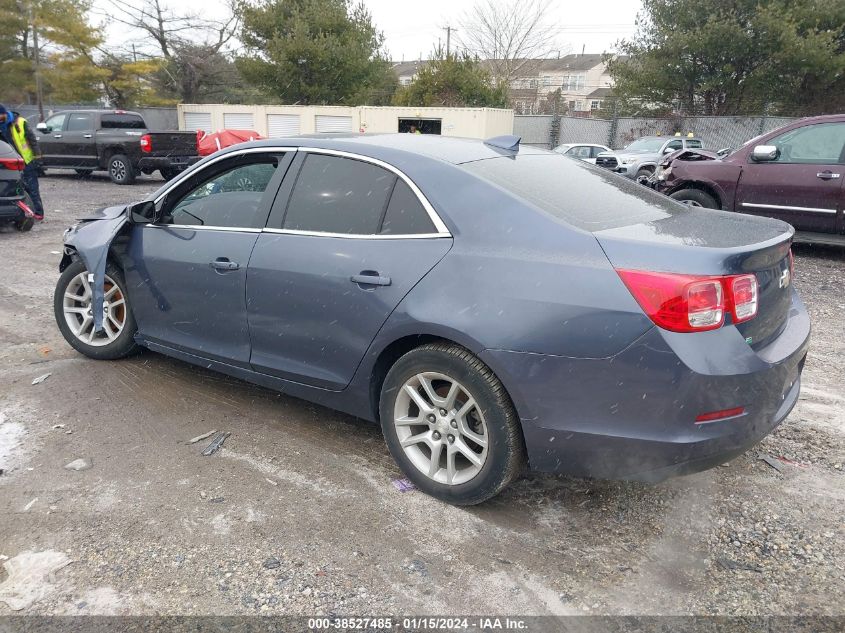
left=0, top=550, right=72, bottom=611
left=716, top=558, right=764, bottom=573
left=208, top=497, right=225, bottom=503
left=31, top=373, right=51, bottom=385
left=64, top=458, right=92, bottom=471
left=262, top=557, right=281, bottom=570
left=265, top=478, right=278, bottom=486
left=187, top=429, right=217, bottom=445
left=757, top=453, right=784, bottom=472
left=37, top=346, right=51, bottom=356
left=201, top=432, right=230, bottom=456
left=23, top=498, right=38, bottom=512
left=52, top=424, right=65, bottom=430
left=392, top=478, right=416, bottom=492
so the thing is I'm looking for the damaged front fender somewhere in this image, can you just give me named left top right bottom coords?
left=62, top=204, right=130, bottom=332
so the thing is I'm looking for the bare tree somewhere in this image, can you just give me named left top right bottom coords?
left=457, top=0, right=560, bottom=89
left=100, top=0, right=241, bottom=103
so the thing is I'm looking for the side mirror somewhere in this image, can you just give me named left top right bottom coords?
left=127, top=200, right=157, bottom=224
left=36, top=122, right=50, bottom=133
left=662, top=146, right=675, bottom=154
left=751, top=145, right=779, bottom=162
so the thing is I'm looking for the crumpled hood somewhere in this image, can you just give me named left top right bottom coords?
left=658, top=148, right=721, bottom=167
left=63, top=204, right=130, bottom=332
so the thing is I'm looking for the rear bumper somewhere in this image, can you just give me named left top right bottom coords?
left=0, top=197, right=24, bottom=220
left=481, top=290, right=810, bottom=482
left=137, top=156, right=195, bottom=172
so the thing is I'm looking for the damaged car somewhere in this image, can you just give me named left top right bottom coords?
left=653, top=114, right=845, bottom=243
left=53, top=134, right=809, bottom=505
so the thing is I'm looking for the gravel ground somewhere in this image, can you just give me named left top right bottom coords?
left=0, top=171, right=843, bottom=616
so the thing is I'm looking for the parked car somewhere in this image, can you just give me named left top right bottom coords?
left=35, top=110, right=198, bottom=185
left=53, top=134, right=809, bottom=505
left=653, top=115, right=845, bottom=243
left=552, top=143, right=611, bottom=164
left=596, top=135, right=705, bottom=181
left=0, top=139, right=37, bottom=231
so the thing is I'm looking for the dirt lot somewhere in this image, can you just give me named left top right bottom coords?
left=0, top=171, right=843, bottom=617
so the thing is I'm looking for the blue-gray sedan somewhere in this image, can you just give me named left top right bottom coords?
left=53, top=134, right=810, bottom=505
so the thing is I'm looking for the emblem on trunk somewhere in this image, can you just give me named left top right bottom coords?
left=779, top=268, right=791, bottom=289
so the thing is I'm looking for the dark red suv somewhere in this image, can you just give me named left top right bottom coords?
left=655, top=115, right=845, bottom=243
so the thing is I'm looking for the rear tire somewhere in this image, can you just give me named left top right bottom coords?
left=108, top=154, right=135, bottom=185
left=14, top=216, right=33, bottom=232
left=160, top=168, right=179, bottom=181
left=670, top=188, right=718, bottom=209
left=379, top=342, right=526, bottom=505
left=54, top=260, right=139, bottom=360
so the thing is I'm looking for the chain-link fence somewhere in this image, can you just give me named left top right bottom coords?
left=516, top=113, right=800, bottom=150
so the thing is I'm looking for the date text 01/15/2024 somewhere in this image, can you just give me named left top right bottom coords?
left=307, top=617, right=529, bottom=630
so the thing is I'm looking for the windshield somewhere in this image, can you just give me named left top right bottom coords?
left=623, top=138, right=665, bottom=152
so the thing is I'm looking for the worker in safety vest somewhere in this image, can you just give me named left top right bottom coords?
left=0, top=104, right=44, bottom=219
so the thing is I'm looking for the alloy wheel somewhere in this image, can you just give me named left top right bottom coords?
left=62, top=272, right=127, bottom=346
left=393, top=372, right=488, bottom=485
left=110, top=160, right=126, bottom=181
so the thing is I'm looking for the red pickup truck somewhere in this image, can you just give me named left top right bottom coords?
left=655, top=114, right=845, bottom=244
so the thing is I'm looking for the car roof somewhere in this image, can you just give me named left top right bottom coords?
left=637, top=136, right=702, bottom=142
left=50, top=109, right=143, bottom=116
left=218, top=133, right=551, bottom=165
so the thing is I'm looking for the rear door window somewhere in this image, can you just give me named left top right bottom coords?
left=100, top=114, right=146, bottom=129
left=283, top=154, right=395, bottom=234
left=686, top=139, right=703, bottom=149
left=380, top=180, right=436, bottom=235
left=66, top=113, right=93, bottom=132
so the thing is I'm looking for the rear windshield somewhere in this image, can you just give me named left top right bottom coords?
left=100, top=114, right=145, bottom=129
left=462, top=154, right=683, bottom=231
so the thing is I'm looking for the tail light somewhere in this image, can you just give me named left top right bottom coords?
left=617, top=269, right=758, bottom=333
left=0, top=157, right=25, bottom=171
left=140, top=134, right=152, bottom=153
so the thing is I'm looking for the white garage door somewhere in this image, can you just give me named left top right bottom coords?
left=183, top=112, right=212, bottom=133
left=315, top=115, right=353, bottom=133
left=223, top=112, right=255, bottom=130
left=267, top=114, right=301, bottom=137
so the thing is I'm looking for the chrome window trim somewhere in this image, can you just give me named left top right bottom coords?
left=150, top=144, right=453, bottom=238
left=144, top=224, right=263, bottom=233
left=297, top=146, right=451, bottom=236
left=742, top=202, right=837, bottom=215
left=152, top=146, right=300, bottom=204
left=261, top=228, right=449, bottom=240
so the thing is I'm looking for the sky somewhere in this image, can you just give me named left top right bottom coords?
left=94, top=0, right=644, bottom=61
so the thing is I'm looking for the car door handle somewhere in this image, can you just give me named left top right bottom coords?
left=350, top=272, right=391, bottom=286
left=817, top=171, right=840, bottom=180
left=83, top=134, right=92, bottom=139
left=53, top=134, right=62, bottom=139
left=211, top=258, right=239, bottom=271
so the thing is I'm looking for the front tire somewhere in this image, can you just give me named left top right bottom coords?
left=670, top=188, right=718, bottom=209
left=108, top=154, right=135, bottom=185
left=54, top=260, right=139, bottom=360
left=379, top=342, right=525, bottom=505
left=14, top=216, right=33, bottom=232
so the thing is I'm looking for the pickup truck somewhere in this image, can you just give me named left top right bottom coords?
left=595, top=135, right=705, bottom=181
left=654, top=114, right=845, bottom=245
left=35, top=110, right=198, bottom=185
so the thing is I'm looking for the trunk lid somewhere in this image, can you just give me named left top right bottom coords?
left=595, top=207, right=794, bottom=347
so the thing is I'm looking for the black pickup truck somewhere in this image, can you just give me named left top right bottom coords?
left=34, top=110, right=198, bottom=184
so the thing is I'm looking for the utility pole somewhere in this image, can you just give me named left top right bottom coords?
left=443, top=25, right=457, bottom=57
left=28, top=1, right=45, bottom=121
